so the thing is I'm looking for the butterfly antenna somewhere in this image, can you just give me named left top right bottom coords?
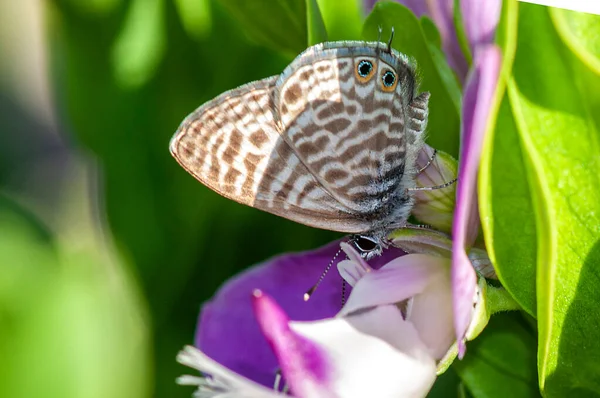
left=304, top=246, right=344, bottom=301
left=386, top=27, right=395, bottom=53
left=417, top=149, right=437, bottom=174
left=377, top=25, right=383, bottom=43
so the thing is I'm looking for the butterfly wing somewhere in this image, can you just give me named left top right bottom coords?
left=274, top=42, right=425, bottom=220
left=170, top=76, right=372, bottom=233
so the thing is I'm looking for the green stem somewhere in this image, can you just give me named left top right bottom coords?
left=486, top=285, right=522, bottom=313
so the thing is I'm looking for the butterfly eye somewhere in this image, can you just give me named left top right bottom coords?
left=352, top=235, right=382, bottom=259
left=355, top=60, right=375, bottom=82
left=381, top=70, right=398, bottom=92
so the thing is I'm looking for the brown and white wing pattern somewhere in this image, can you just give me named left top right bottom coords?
left=274, top=42, right=422, bottom=222
left=170, top=76, right=371, bottom=233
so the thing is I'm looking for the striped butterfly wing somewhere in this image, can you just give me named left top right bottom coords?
left=170, top=76, right=372, bottom=233
left=274, top=42, right=426, bottom=220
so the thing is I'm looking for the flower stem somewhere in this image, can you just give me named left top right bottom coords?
left=486, top=285, right=521, bottom=313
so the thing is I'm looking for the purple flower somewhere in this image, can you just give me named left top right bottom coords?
left=178, top=243, right=473, bottom=397
left=194, top=241, right=402, bottom=388
left=452, top=45, right=501, bottom=357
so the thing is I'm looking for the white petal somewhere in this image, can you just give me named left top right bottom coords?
left=339, top=254, right=446, bottom=317
left=336, top=242, right=373, bottom=286
left=290, top=305, right=437, bottom=398
left=407, top=259, right=455, bottom=360
left=176, top=346, right=280, bottom=398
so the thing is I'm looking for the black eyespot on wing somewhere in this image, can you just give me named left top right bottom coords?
left=382, top=71, right=396, bottom=87
left=358, top=60, right=373, bottom=77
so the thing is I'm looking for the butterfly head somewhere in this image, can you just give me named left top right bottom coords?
left=350, top=235, right=386, bottom=261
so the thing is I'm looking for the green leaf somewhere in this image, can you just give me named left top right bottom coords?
left=315, top=0, right=363, bottom=40
left=420, top=16, right=462, bottom=110
left=420, top=16, right=442, bottom=49
left=452, top=0, right=472, bottom=66
left=363, top=2, right=460, bottom=157
left=218, top=0, right=307, bottom=56
left=550, top=8, right=600, bottom=74
left=111, top=0, right=167, bottom=89
left=306, top=0, right=328, bottom=45
left=61, top=0, right=122, bottom=15
left=479, top=0, right=538, bottom=315
left=479, top=98, right=537, bottom=316
left=426, top=37, right=462, bottom=113
left=507, top=3, right=600, bottom=396
left=174, top=0, right=212, bottom=40
left=454, top=313, right=541, bottom=398
left=428, top=366, right=462, bottom=398
left=0, top=194, right=53, bottom=244
left=551, top=9, right=600, bottom=141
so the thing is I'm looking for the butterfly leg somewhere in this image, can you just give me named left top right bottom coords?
left=273, top=368, right=291, bottom=393
left=273, top=369, right=282, bottom=391
left=413, top=145, right=458, bottom=189
left=417, top=148, right=438, bottom=174
left=407, top=178, right=457, bottom=192
left=408, top=147, right=458, bottom=192
left=273, top=368, right=290, bottom=395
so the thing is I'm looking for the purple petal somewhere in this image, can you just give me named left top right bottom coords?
left=195, top=240, right=398, bottom=387
left=460, top=0, right=502, bottom=50
left=452, top=44, right=501, bottom=357
left=425, top=0, right=469, bottom=80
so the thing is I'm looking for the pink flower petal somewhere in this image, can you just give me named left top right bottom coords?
left=252, top=290, right=332, bottom=397
left=407, top=258, right=454, bottom=359
left=339, top=253, right=448, bottom=318
left=452, top=44, right=501, bottom=357
left=336, top=242, right=374, bottom=286
left=338, top=248, right=454, bottom=360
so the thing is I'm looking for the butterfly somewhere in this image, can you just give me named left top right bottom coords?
left=170, top=39, right=431, bottom=260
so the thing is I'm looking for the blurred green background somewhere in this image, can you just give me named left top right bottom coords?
left=0, top=1, right=343, bottom=397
